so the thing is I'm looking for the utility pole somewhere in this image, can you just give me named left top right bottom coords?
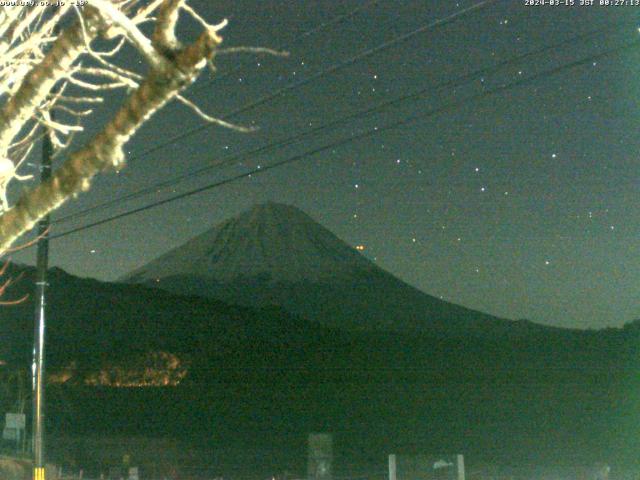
left=32, top=115, right=53, bottom=480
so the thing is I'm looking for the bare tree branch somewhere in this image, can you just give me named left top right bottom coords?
left=0, top=20, right=224, bottom=254
left=0, top=1, right=267, bottom=256
left=0, top=10, right=102, bottom=157
left=152, top=0, right=182, bottom=52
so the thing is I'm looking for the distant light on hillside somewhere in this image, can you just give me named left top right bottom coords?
left=50, top=352, right=188, bottom=388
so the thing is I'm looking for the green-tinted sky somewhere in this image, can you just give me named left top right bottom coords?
left=10, top=0, right=640, bottom=329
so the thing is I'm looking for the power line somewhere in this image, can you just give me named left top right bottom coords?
left=52, top=19, right=632, bottom=227
left=189, top=0, right=381, bottom=94
left=47, top=38, right=640, bottom=242
left=122, top=0, right=500, bottom=163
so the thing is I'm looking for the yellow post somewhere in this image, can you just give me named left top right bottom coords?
left=33, top=466, right=45, bottom=480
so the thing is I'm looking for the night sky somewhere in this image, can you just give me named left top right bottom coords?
left=9, top=0, right=640, bottom=329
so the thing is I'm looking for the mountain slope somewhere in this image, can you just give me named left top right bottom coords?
left=0, top=263, right=318, bottom=376
left=123, top=202, right=553, bottom=336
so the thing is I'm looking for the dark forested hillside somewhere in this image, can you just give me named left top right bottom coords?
left=0, top=264, right=638, bottom=471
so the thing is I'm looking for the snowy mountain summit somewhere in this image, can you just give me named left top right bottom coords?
left=125, top=202, right=375, bottom=285
left=124, top=202, right=546, bottom=335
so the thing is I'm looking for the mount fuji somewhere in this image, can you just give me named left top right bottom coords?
left=122, top=202, right=550, bottom=336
